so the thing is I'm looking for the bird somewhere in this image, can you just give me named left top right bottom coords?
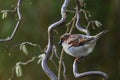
left=59, top=30, right=108, bottom=60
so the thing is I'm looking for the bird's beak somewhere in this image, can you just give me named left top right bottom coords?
left=59, top=40, right=63, bottom=45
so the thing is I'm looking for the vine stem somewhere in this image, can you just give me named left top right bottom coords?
left=58, top=13, right=76, bottom=80
left=75, top=0, right=88, bottom=35
left=0, top=0, right=22, bottom=42
left=41, top=0, right=70, bottom=80
left=73, top=59, right=108, bottom=80
left=58, top=49, right=64, bottom=80
left=72, top=0, right=108, bottom=79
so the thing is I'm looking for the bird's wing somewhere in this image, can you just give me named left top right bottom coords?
left=68, top=36, right=93, bottom=47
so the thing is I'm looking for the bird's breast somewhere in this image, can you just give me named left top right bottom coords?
left=62, top=42, right=92, bottom=57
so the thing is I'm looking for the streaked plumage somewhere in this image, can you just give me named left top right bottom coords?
left=59, top=30, right=107, bottom=57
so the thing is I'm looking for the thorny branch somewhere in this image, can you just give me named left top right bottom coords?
left=41, top=0, right=70, bottom=80
left=0, top=0, right=22, bottom=42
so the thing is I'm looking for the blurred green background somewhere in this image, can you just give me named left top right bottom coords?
left=0, top=0, right=119, bottom=80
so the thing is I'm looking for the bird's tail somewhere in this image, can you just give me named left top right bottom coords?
left=94, top=30, right=108, bottom=39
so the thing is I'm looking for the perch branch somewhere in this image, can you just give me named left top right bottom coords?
left=73, top=0, right=109, bottom=79
left=73, top=60, right=108, bottom=80
left=41, top=0, right=70, bottom=80
left=0, top=0, right=22, bottom=42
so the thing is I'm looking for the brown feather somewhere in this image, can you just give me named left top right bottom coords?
left=68, top=36, right=93, bottom=47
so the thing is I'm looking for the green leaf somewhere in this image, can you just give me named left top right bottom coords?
left=37, top=58, right=42, bottom=64
left=22, top=44, right=28, bottom=55
left=37, top=54, right=45, bottom=64
left=15, top=64, right=22, bottom=77
left=19, top=44, right=23, bottom=51
left=95, top=21, right=102, bottom=27
left=1, top=10, right=8, bottom=19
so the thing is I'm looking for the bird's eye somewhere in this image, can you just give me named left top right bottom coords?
left=62, top=35, right=69, bottom=41
left=60, top=33, right=70, bottom=42
left=62, top=37, right=66, bottom=40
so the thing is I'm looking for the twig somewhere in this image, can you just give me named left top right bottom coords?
left=9, top=56, right=37, bottom=80
left=73, top=0, right=109, bottom=79
left=16, top=57, right=37, bottom=65
left=50, top=45, right=67, bottom=80
left=86, top=20, right=102, bottom=35
left=58, top=49, right=64, bottom=80
left=75, top=0, right=88, bottom=35
left=0, top=8, right=16, bottom=13
left=62, top=61, right=67, bottom=80
left=0, top=0, right=22, bottom=42
left=66, top=10, right=76, bottom=13
left=8, top=66, right=16, bottom=80
left=73, top=60, right=108, bottom=80
left=58, top=15, right=76, bottom=80
left=41, top=0, right=70, bottom=80
left=49, top=45, right=60, bottom=71
left=69, top=15, right=76, bottom=34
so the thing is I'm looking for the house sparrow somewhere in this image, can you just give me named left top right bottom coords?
left=59, top=30, right=107, bottom=58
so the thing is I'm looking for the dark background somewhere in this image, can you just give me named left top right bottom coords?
left=0, top=0, right=119, bottom=80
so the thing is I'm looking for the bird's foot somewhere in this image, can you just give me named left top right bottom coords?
left=74, top=56, right=87, bottom=62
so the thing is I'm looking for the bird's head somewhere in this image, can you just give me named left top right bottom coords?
left=59, top=33, right=70, bottom=45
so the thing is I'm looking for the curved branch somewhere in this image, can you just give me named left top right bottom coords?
left=41, top=0, right=70, bottom=80
left=73, top=0, right=108, bottom=79
left=0, top=0, right=22, bottom=42
left=75, top=0, right=88, bottom=34
left=73, top=60, right=108, bottom=80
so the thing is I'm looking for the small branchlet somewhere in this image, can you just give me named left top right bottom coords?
left=9, top=41, right=42, bottom=56
left=72, top=0, right=109, bottom=79
left=41, top=0, right=70, bottom=80
left=9, top=56, right=38, bottom=80
left=73, top=59, right=108, bottom=80
left=0, top=0, right=22, bottom=42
